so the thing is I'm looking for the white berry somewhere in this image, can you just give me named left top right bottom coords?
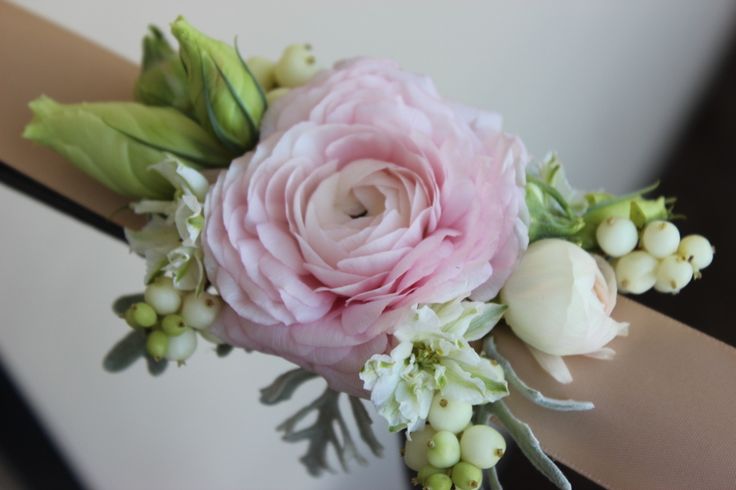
left=245, top=56, right=276, bottom=91
left=165, top=327, right=197, bottom=362
left=655, top=255, right=693, bottom=294
left=641, top=220, right=680, bottom=258
left=266, top=87, right=290, bottom=105
left=181, top=292, right=222, bottom=330
left=596, top=217, right=638, bottom=257
left=427, top=395, right=473, bottom=434
left=404, top=425, right=435, bottom=471
left=144, top=277, right=181, bottom=315
left=460, top=425, right=506, bottom=469
left=274, top=44, right=319, bottom=88
left=615, top=251, right=658, bottom=294
left=678, top=235, right=714, bottom=272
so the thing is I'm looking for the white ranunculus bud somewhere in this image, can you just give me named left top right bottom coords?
left=501, top=239, right=629, bottom=383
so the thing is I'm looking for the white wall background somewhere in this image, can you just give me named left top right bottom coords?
left=2, top=1, right=735, bottom=489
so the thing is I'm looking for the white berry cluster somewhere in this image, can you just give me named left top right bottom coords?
left=596, top=218, right=713, bottom=294
left=403, top=394, right=505, bottom=490
left=124, top=276, right=223, bottom=363
left=246, top=44, right=321, bottom=106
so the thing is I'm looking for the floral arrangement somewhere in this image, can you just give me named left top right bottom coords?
left=23, top=18, right=715, bottom=490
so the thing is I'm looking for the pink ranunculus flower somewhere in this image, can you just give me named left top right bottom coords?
left=203, top=58, right=528, bottom=396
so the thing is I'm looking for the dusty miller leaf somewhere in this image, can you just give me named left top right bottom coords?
left=484, top=337, right=594, bottom=411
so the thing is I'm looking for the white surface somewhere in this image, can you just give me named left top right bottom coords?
left=2, top=1, right=735, bottom=489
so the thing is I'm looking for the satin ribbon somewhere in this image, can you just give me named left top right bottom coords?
left=2, top=3, right=735, bottom=488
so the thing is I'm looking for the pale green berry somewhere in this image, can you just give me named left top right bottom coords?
left=423, top=472, right=452, bottom=490
left=654, top=255, right=693, bottom=294
left=427, top=395, right=473, bottom=434
left=128, top=302, right=157, bottom=328
left=615, top=251, right=658, bottom=294
left=451, top=462, right=483, bottom=490
left=274, top=44, right=319, bottom=88
left=181, top=292, right=222, bottom=330
left=426, top=431, right=460, bottom=469
left=124, top=307, right=141, bottom=329
left=404, top=426, right=435, bottom=471
left=641, top=220, right=680, bottom=258
left=165, top=327, right=197, bottom=362
left=416, top=465, right=444, bottom=485
left=678, top=235, right=714, bottom=272
left=146, top=330, right=169, bottom=360
left=144, top=277, right=181, bottom=315
left=266, top=87, right=290, bottom=105
left=460, top=424, right=506, bottom=469
left=596, top=217, right=638, bottom=257
left=161, top=314, right=187, bottom=337
left=246, top=56, right=276, bottom=91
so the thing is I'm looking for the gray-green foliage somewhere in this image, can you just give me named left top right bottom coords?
left=484, top=338, right=594, bottom=411
left=260, top=368, right=384, bottom=476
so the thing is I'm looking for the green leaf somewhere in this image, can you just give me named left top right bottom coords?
left=103, top=331, right=146, bottom=373
left=112, top=293, right=145, bottom=317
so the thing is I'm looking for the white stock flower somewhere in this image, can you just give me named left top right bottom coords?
left=360, top=301, right=508, bottom=433
left=501, top=238, right=629, bottom=384
left=125, top=157, right=209, bottom=291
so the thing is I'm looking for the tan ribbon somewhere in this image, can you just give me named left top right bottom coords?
left=2, top=3, right=735, bottom=488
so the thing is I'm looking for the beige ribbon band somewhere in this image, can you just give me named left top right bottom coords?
left=2, top=3, right=735, bottom=488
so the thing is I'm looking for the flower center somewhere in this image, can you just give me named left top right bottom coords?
left=413, top=343, right=440, bottom=370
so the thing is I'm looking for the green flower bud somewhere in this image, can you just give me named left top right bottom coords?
left=23, top=97, right=231, bottom=198
left=171, top=17, right=267, bottom=153
left=134, top=25, right=192, bottom=114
